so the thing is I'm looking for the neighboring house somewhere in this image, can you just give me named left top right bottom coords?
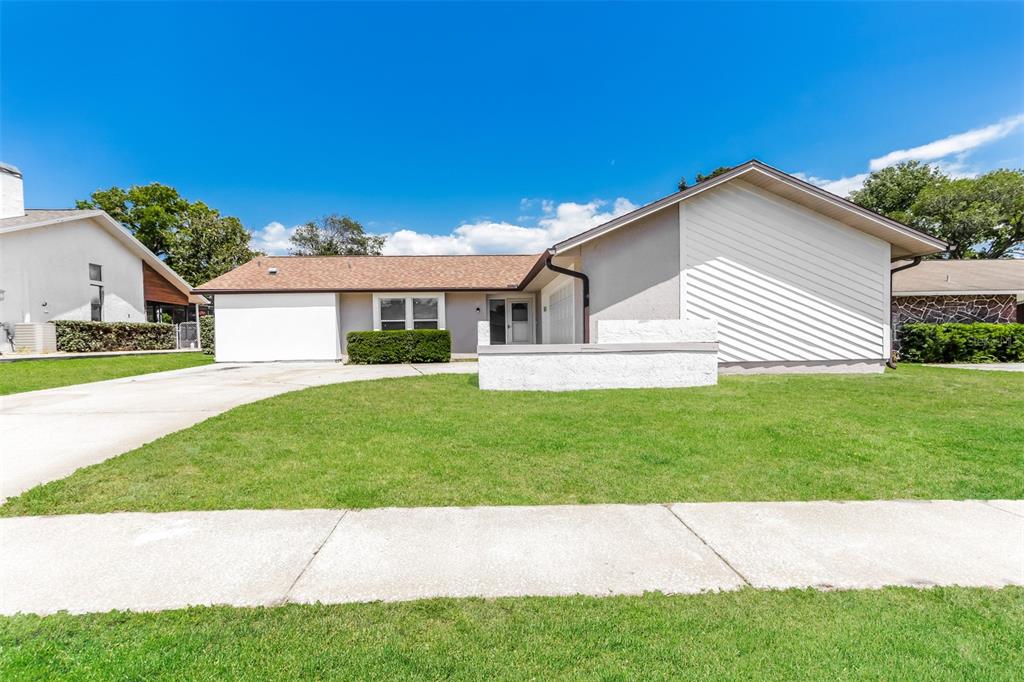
left=196, top=160, right=947, bottom=372
left=0, top=163, right=207, bottom=351
left=892, top=260, right=1024, bottom=331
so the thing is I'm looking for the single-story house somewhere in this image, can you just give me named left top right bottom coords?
left=892, top=259, right=1023, bottom=331
left=0, top=163, right=206, bottom=352
left=196, top=160, right=947, bottom=372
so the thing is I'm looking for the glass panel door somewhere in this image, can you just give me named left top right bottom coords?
left=510, top=300, right=531, bottom=343
left=488, top=299, right=506, bottom=344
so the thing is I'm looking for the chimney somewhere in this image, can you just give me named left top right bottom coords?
left=1, top=162, right=25, bottom=220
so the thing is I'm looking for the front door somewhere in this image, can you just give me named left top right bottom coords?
left=489, top=298, right=532, bottom=344
left=509, top=300, right=531, bottom=343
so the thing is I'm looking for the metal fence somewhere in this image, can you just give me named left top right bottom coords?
left=176, top=322, right=199, bottom=349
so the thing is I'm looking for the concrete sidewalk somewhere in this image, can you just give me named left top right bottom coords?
left=0, top=361, right=477, bottom=501
left=931, top=363, right=1024, bottom=372
left=2, top=500, right=1021, bottom=615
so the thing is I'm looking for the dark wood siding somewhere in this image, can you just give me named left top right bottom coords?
left=143, top=261, right=188, bottom=305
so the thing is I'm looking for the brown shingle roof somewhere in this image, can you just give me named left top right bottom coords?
left=195, top=254, right=547, bottom=292
left=893, top=259, right=1024, bottom=294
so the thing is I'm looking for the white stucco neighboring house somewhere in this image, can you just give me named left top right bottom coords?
left=196, top=160, right=947, bottom=372
left=0, top=162, right=207, bottom=352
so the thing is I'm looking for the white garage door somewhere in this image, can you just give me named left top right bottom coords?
left=548, top=282, right=574, bottom=344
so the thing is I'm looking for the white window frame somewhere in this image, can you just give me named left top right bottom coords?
left=372, top=292, right=446, bottom=331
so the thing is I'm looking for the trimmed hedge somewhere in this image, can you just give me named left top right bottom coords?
left=899, top=322, right=1024, bottom=363
left=347, top=329, right=451, bottom=364
left=200, top=315, right=215, bottom=355
left=54, top=320, right=175, bottom=353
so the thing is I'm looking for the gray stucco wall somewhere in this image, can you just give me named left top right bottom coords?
left=446, top=292, right=488, bottom=353
left=580, top=204, right=681, bottom=340
left=334, top=291, right=504, bottom=354
left=338, top=292, right=373, bottom=352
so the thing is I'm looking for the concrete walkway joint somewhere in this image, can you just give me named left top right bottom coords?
left=2, top=500, right=1021, bottom=616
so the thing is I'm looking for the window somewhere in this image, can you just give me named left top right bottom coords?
left=413, top=297, right=438, bottom=329
left=374, top=293, right=445, bottom=331
left=380, top=298, right=407, bottom=330
left=90, top=284, right=104, bottom=321
left=89, top=263, right=102, bottom=281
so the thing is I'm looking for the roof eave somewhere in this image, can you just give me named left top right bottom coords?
left=192, top=285, right=526, bottom=295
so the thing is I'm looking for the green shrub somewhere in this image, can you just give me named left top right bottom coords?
left=347, top=329, right=451, bottom=364
left=899, top=323, right=1024, bottom=363
left=54, top=320, right=175, bottom=352
left=200, top=315, right=215, bottom=355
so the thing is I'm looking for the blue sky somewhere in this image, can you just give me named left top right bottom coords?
left=2, top=1, right=1022, bottom=255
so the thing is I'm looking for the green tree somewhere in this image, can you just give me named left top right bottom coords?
left=77, top=183, right=188, bottom=258
left=910, top=178, right=1001, bottom=259
left=973, top=169, right=1024, bottom=259
left=848, top=161, right=946, bottom=224
left=78, top=183, right=260, bottom=284
left=910, top=170, right=1024, bottom=259
left=696, top=166, right=733, bottom=183
left=166, top=202, right=260, bottom=284
left=678, top=166, right=733, bottom=191
left=289, top=214, right=386, bottom=256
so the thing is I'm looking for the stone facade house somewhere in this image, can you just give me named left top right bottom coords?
left=891, top=259, right=1024, bottom=345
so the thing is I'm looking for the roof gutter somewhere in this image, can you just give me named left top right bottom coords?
left=887, top=256, right=924, bottom=368
left=544, top=252, right=590, bottom=343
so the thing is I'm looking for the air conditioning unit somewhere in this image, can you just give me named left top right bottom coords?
left=13, top=323, right=57, bottom=353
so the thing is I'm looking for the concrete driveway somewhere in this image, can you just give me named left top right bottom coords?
left=0, top=361, right=477, bottom=501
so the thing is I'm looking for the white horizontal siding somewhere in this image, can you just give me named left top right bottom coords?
left=681, top=180, right=889, bottom=363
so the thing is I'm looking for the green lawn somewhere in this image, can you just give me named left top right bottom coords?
left=2, top=588, right=1020, bottom=680
left=0, top=352, right=213, bottom=396
left=2, top=365, right=1020, bottom=516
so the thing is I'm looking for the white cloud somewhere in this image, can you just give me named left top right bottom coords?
left=380, top=197, right=638, bottom=255
left=796, top=113, right=1024, bottom=197
left=868, top=114, right=1024, bottom=171
left=250, top=221, right=297, bottom=254
left=250, top=197, right=639, bottom=256
left=792, top=172, right=870, bottom=197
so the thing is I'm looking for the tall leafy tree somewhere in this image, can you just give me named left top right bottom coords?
left=911, top=170, right=1024, bottom=259
left=77, top=183, right=188, bottom=258
left=848, top=161, right=946, bottom=224
left=910, top=178, right=1002, bottom=259
left=167, top=202, right=260, bottom=284
left=289, top=214, right=386, bottom=256
left=973, top=169, right=1024, bottom=259
left=77, top=183, right=260, bottom=284
left=850, top=162, right=1024, bottom=258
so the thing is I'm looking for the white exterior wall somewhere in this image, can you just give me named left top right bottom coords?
left=0, top=218, right=146, bottom=327
left=478, top=319, right=718, bottom=391
left=1, top=169, right=24, bottom=219
left=680, top=180, right=890, bottom=364
left=338, top=292, right=373, bottom=352
left=597, top=318, right=717, bottom=344
left=214, top=292, right=340, bottom=362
